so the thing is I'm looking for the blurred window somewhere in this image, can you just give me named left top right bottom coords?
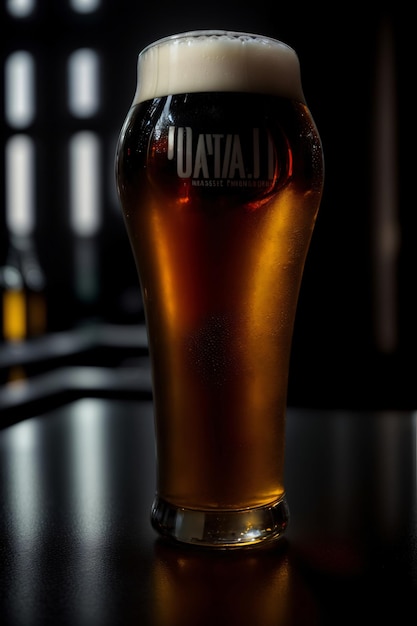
left=6, top=0, right=36, bottom=18
left=70, top=0, right=101, bottom=13
left=5, top=51, right=35, bottom=128
left=68, top=49, right=100, bottom=118
left=69, top=132, right=101, bottom=236
left=5, top=135, right=35, bottom=237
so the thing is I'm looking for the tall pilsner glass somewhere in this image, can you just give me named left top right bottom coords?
left=115, top=30, right=324, bottom=548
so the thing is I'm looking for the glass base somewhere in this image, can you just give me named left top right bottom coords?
left=151, top=495, right=289, bottom=549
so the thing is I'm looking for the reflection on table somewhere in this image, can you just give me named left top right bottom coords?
left=1, top=391, right=416, bottom=625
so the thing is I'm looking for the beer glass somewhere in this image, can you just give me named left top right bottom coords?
left=115, top=30, right=324, bottom=548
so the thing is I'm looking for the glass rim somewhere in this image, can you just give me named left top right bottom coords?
left=139, top=30, right=294, bottom=57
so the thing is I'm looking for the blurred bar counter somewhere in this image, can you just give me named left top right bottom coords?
left=0, top=324, right=151, bottom=423
left=0, top=377, right=416, bottom=624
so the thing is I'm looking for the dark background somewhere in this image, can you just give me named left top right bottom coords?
left=0, top=1, right=412, bottom=409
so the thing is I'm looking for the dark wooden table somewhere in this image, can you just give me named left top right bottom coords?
left=0, top=327, right=416, bottom=625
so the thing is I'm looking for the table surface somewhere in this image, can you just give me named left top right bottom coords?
left=0, top=329, right=417, bottom=625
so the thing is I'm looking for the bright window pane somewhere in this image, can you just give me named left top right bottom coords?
left=68, top=49, right=100, bottom=118
left=5, top=51, right=35, bottom=128
left=5, top=135, right=35, bottom=237
left=6, top=0, right=36, bottom=17
left=70, top=0, right=101, bottom=13
left=69, top=132, right=101, bottom=236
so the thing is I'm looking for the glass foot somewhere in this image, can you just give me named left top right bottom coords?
left=151, top=495, right=289, bottom=549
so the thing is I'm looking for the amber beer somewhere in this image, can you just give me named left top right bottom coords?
left=115, top=31, right=324, bottom=548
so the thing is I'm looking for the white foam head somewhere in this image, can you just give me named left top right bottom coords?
left=133, top=30, right=305, bottom=105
